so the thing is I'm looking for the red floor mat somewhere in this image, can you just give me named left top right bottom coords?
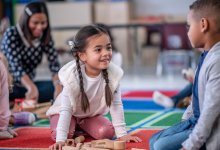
left=0, top=127, right=160, bottom=150
left=122, top=90, right=178, bottom=98
left=127, top=129, right=159, bottom=150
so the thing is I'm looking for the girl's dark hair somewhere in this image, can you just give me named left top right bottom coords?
left=18, top=1, right=51, bottom=45
left=71, top=25, right=113, bottom=112
left=95, top=23, right=118, bottom=52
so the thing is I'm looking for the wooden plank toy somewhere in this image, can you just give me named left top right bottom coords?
left=62, top=146, right=79, bottom=150
left=91, top=139, right=126, bottom=150
left=91, top=139, right=114, bottom=149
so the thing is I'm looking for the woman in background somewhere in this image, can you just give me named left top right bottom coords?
left=1, top=1, right=62, bottom=104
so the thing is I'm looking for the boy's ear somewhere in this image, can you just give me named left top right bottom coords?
left=78, top=52, right=86, bottom=62
left=200, top=18, right=209, bottom=33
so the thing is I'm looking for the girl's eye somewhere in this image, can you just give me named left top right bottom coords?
left=41, top=21, right=47, bottom=25
left=107, top=46, right=112, bottom=51
left=95, top=48, right=101, bottom=52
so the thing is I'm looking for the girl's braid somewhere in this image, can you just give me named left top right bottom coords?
left=74, top=53, right=89, bottom=112
left=102, top=69, right=113, bottom=106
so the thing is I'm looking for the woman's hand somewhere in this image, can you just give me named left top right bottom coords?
left=49, top=141, right=65, bottom=150
left=118, top=134, right=142, bottom=143
left=21, top=74, right=39, bottom=101
left=25, top=83, right=39, bottom=101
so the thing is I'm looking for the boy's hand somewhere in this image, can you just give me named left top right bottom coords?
left=118, top=135, right=142, bottom=143
left=49, top=141, right=65, bottom=150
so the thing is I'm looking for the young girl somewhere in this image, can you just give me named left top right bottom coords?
left=47, top=25, right=141, bottom=150
left=0, top=53, right=17, bottom=139
left=0, top=52, right=36, bottom=139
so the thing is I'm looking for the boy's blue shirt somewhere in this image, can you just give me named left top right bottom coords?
left=192, top=51, right=208, bottom=119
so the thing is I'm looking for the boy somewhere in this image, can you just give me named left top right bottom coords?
left=150, top=0, right=220, bottom=149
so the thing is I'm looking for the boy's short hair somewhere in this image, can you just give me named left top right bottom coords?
left=190, top=0, right=220, bottom=32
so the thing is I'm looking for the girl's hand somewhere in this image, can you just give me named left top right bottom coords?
left=118, top=135, right=142, bottom=143
left=49, top=141, right=65, bottom=150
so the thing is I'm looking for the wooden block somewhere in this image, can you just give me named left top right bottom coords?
left=114, top=141, right=126, bottom=150
left=75, top=135, right=85, bottom=144
left=76, top=143, right=83, bottom=148
left=91, top=139, right=114, bottom=149
left=65, top=139, right=75, bottom=146
left=83, top=142, right=92, bottom=147
left=62, top=146, right=78, bottom=150
left=81, top=147, right=110, bottom=150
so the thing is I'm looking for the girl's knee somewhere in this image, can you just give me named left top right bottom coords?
left=96, top=126, right=115, bottom=139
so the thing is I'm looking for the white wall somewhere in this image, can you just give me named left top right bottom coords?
left=133, top=0, right=194, bottom=17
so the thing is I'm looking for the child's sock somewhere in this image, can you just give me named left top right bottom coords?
left=7, top=127, right=18, bottom=137
left=11, top=112, right=36, bottom=125
left=0, top=130, right=13, bottom=139
left=153, top=91, right=174, bottom=108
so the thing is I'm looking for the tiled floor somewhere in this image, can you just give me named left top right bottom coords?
left=36, top=53, right=189, bottom=91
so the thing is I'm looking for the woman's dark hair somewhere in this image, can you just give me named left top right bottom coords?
left=18, top=1, right=51, bottom=45
left=70, top=24, right=113, bottom=112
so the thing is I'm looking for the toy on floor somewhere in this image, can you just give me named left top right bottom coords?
left=62, top=136, right=126, bottom=150
left=12, top=98, right=51, bottom=119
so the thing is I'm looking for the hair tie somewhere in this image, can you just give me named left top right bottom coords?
left=25, top=7, right=32, bottom=16
left=68, top=40, right=75, bottom=49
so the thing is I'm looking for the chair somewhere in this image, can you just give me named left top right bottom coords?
left=157, top=23, right=195, bottom=76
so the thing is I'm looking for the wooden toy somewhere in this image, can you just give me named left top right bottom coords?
left=75, top=135, right=85, bottom=144
left=91, top=139, right=125, bottom=150
left=63, top=146, right=79, bottom=150
left=65, top=139, right=75, bottom=146
left=62, top=138, right=126, bottom=150
left=91, top=139, right=114, bottom=149
left=113, top=141, right=126, bottom=150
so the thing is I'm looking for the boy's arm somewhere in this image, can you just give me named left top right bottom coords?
left=182, top=60, right=220, bottom=149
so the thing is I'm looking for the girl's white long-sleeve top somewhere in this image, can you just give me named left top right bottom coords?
left=46, top=60, right=127, bottom=142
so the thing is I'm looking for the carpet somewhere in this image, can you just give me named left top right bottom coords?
left=0, top=127, right=159, bottom=150
left=0, top=90, right=184, bottom=150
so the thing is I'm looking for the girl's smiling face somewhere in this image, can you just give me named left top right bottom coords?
left=78, top=33, right=112, bottom=77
